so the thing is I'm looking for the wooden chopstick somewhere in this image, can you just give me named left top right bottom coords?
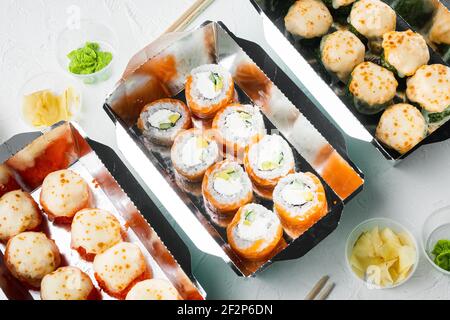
left=316, top=282, right=335, bottom=300
left=164, top=0, right=215, bottom=34
left=304, top=275, right=330, bottom=300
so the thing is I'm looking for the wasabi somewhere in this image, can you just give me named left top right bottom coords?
left=67, top=42, right=112, bottom=75
left=432, top=239, right=450, bottom=271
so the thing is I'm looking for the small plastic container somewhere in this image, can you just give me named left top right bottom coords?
left=345, top=217, right=419, bottom=289
left=56, top=20, right=118, bottom=84
left=422, top=206, right=450, bottom=276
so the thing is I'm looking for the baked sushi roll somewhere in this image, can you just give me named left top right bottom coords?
left=349, top=0, right=396, bottom=40
left=320, top=30, right=366, bottom=82
left=126, top=279, right=181, bottom=300
left=171, top=128, right=219, bottom=182
left=284, top=0, right=333, bottom=39
left=428, top=3, right=450, bottom=46
left=137, top=98, right=192, bottom=146
left=381, top=30, right=430, bottom=78
left=0, top=190, right=42, bottom=242
left=40, top=169, right=93, bottom=224
left=4, top=231, right=61, bottom=288
left=376, top=103, right=427, bottom=154
left=185, top=64, right=234, bottom=119
left=227, top=203, right=283, bottom=261
left=202, top=160, right=253, bottom=215
left=93, top=242, right=151, bottom=299
left=273, top=172, right=327, bottom=235
left=244, top=134, right=295, bottom=192
left=212, top=104, right=266, bottom=159
left=349, top=62, right=398, bottom=114
left=406, top=64, right=450, bottom=127
left=41, top=266, right=98, bottom=300
left=71, top=208, right=124, bottom=261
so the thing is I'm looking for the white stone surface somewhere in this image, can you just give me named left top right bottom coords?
left=0, top=0, right=449, bottom=300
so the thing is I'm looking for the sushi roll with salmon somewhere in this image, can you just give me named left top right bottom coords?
left=202, top=160, right=253, bottom=215
left=244, top=134, right=295, bottom=193
left=212, top=104, right=266, bottom=159
left=185, top=64, right=234, bottom=119
left=273, top=172, right=327, bottom=236
left=227, top=203, right=283, bottom=261
left=137, top=98, right=192, bottom=146
left=171, top=128, right=219, bottom=182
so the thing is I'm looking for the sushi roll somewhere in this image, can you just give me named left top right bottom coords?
left=137, top=98, right=192, bottom=146
left=381, top=30, right=430, bottom=78
left=328, top=0, right=356, bottom=9
left=349, top=62, right=398, bottom=114
left=171, top=128, right=219, bottom=182
left=0, top=190, right=42, bottom=242
left=273, top=172, right=327, bottom=235
left=227, top=203, right=283, bottom=261
left=320, top=30, right=366, bottom=82
left=40, top=169, right=93, bottom=224
left=212, top=104, right=266, bottom=159
left=126, top=279, right=181, bottom=300
left=284, top=0, right=333, bottom=39
left=202, top=160, right=253, bottom=215
left=349, top=0, right=396, bottom=40
left=428, top=3, right=450, bottom=46
left=376, top=103, right=427, bottom=154
left=185, top=64, right=234, bottom=119
left=244, top=134, right=295, bottom=191
left=406, top=64, right=450, bottom=127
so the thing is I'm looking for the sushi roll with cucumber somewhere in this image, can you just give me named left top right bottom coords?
left=171, top=128, right=219, bottom=182
left=376, top=103, right=427, bottom=154
left=284, top=0, right=333, bottom=39
left=273, top=172, right=327, bottom=236
left=227, top=203, right=283, bottom=261
left=244, top=134, right=295, bottom=191
left=349, top=62, right=398, bottom=114
left=137, top=98, right=192, bottom=146
left=202, top=160, right=253, bottom=215
left=381, top=30, right=430, bottom=78
left=185, top=64, right=235, bottom=119
left=212, top=104, right=266, bottom=159
left=320, top=30, right=366, bottom=82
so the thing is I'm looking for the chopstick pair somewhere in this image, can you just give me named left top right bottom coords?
left=304, top=275, right=335, bottom=300
left=164, top=0, right=215, bottom=34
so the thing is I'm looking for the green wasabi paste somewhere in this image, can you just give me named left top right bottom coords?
left=67, top=42, right=112, bottom=75
left=432, top=239, right=450, bottom=271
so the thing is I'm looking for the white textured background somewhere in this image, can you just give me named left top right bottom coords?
left=0, top=0, right=449, bottom=300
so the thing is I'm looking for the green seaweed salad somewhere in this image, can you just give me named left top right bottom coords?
left=432, top=239, right=450, bottom=271
left=67, top=42, right=112, bottom=75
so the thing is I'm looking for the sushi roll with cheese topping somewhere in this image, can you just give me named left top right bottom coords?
left=381, top=30, right=430, bottom=78
left=349, top=62, right=398, bottom=114
left=185, top=64, right=234, bottom=119
left=0, top=190, right=42, bottom=242
left=284, top=0, right=333, bottom=39
left=4, top=232, right=61, bottom=288
left=137, top=98, right=192, bottom=146
left=376, top=103, right=427, bottom=154
left=428, top=3, right=450, bottom=46
left=212, top=104, right=266, bottom=159
left=320, top=30, right=366, bottom=82
left=349, top=0, right=396, bottom=40
left=202, top=160, right=253, bottom=215
left=126, top=279, right=180, bottom=300
left=171, top=128, right=219, bottom=182
left=273, top=172, right=327, bottom=235
left=227, top=203, right=283, bottom=261
left=244, top=134, right=295, bottom=192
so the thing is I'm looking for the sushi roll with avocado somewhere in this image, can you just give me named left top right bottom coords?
left=171, top=128, right=219, bottom=182
left=185, top=64, right=234, bottom=119
left=227, top=203, right=283, bottom=261
left=349, top=0, right=396, bottom=40
left=137, top=98, right=192, bottom=146
left=381, top=30, right=430, bottom=78
left=349, top=62, right=398, bottom=114
left=320, top=30, right=366, bottom=82
left=244, top=134, right=295, bottom=192
left=284, top=0, right=333, bottom=39
left=376, top=103, right=427, bottom=154
left=273, top=172, right=327, bottom=236
left=212, top=104, right=266, bottom=159
left=406, top=64, right=450, bottom=128
left=202, top=160, right=253, bottom=215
